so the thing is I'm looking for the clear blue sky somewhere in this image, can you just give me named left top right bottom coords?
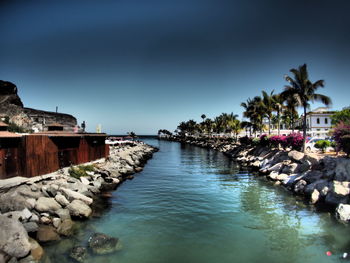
left=1, top=0, right=350, bottom=134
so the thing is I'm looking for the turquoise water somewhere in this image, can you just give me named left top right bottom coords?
left=44, top=139, right=350, bottom=263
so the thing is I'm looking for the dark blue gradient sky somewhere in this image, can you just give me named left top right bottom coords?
left=1, top=0, right=350, bottom=134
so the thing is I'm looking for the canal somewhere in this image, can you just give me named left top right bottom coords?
left=44, top=139, right=350, bottom=263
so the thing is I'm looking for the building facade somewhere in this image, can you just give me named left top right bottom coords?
left=299, top=107, right=335, bottom=138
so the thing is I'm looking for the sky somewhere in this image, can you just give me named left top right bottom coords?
left=1, top=0, right=350, bottom=134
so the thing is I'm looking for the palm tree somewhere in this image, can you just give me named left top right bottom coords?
left=282, top=64, right=332, bottom=152
left=261, top=90, right=275, bottom=135
left=272, top=93, right=285, bottom=135
left=201, top=114, right=206, bottom=122
left=282, top=95, right=299, bottom=132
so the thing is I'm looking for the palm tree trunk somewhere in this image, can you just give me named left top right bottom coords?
left=277, top=110, right=281, bottom=136
left=302, top=106, right=307, bottom=152
left=291, top=116, right=294, bottom=132
left=268, top=117, right=271, bottom=135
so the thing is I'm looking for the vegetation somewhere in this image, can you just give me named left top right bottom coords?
left=169, top=63, right=332, bottom=153
left=314, top=140, right=331, bottom=153
left=333, top=122, right=350, bottom=157
left=158, top=129, right=173, bottom=136
left=331, top=107, right=350, bottom=125
left=68, top=165, right=95, bottom=179
left=128, top=131, right=137, bottom=139
left=281, top=64, right=331, bottom=152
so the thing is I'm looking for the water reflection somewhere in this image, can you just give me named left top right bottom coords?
left=43, top=139, right=350, bottom=263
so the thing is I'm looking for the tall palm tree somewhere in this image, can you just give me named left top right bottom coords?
left=201, top=114, right=206, bottom=122
left=283, top=95, right=299, bottom=132
left=282, top=64, right=332, bottom=152
left=272, top=93, right=285, bottom=135
left=261, top=90, right=275, bottom=135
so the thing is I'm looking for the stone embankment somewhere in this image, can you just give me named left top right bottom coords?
left=0, top=142, right=157, bottom=263
left=169, top=136, right=350, bottom=224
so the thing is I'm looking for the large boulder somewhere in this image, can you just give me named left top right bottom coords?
left=334, top=158, right=350, bottom=181
left=66, top=200, right=92, bottom=219
left=288, top=150, right=304, bottom=163
left=35, top=197, right=62, bottom=213
left=0, top=215, right=31, bottom=258
left=55, top=194, right=70, bottom=207
left=0, top=191, right=28, bottom=213
left=336, top=204, right=350, bottom=222
left=88, top=233, right=122, bottom=255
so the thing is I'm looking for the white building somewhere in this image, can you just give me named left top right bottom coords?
left=299, top=107, right=335, bottom=138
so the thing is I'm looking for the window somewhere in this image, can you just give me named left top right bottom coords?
left=317, top=118, right=320, bottom=124
left=325, top=118, right=328, bottom=124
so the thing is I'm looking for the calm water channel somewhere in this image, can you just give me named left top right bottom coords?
left=44, top=139, right=350, bottom=263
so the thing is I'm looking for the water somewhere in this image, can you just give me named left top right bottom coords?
left=44, top=139, right=350, bottom=263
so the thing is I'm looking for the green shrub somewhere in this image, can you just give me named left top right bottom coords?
left=68, top=165, right=95, bottom=178
left=314, top=140, right=331, bottom=153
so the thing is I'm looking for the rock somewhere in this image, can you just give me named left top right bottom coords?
left=30, top=214, right=39, bottom=223
left=59, top=188, right=93, bottom=205
left=18, top=255, right=36, bottom=263
left=23, top=222, right=39, bottom=233
left=267, top=163, right=283, bottom=173
left=294, top=180, right=307, bottom=194
left=311, top=189, right=320, bottom=204
left=303, top=170, right=323, bottom=183
left=333, top=181, right=350, bottom=196
left=35, top=197, right=62, bottom=213
left=25, top=199, right=36, bottom=210
left=36, top=225, right=60, bottom=242
left=302, top=153, right=320, bottom=166
left=17, top=185, right=43, bottom=199
left=88, top=233, right=122, bottom=255
left=0, top=215, right=31, bottom=258
left=334, top=158, right=350, bottom=181
left=29, top=238, right=44, bottom=261
left=135, top=167, right=143, bottom=173
left=70, top=246, right=87, bottom=263
left=55, top=209, right=71, bottom=221
left=281, top=163, right=298, bottom=174
left=66, top=200, right=92, bottom=218
left=80, top=176, right=90, bottom=185
left=325, top=192, right=349, bottom=206
left=57, top=219, right=74, bottom=236
left=0, top=191, right=28, bottom=213
left=288, top=150, right=305, bottom=163
left=2, top=210, right=31, bottom=223
left=336, top=204, right=350, bottom=222
left=40, top=216, right=52, bottom=225
left=275, top=173, right=289, bottom=181
left=295, top=162, right=310, bottom=173
left=0, top=251, right=10, bottom=263
left=55, top=194, right=70, bottom=207
left=52, top=218, right=61, bottom=228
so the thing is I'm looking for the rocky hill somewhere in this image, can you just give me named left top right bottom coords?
left=0, top=80, right=77, bottom=132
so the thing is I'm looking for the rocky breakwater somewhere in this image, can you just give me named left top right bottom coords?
left=0, top=142, right=157, bottom=263
left=167, top=136, right=350, bottom=225
left=224, top=144, right=350, bottom=224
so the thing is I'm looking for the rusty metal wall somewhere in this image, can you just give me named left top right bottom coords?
left=0, top=135, right=108, bottom=179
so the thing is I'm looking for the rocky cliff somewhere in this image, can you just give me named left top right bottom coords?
left=0, top=80, right=77, bottom=132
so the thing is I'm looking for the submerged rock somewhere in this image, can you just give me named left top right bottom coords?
left=70, top=246, right=87, bottom=263
left=36, top=225, right=60, bottom=242
left=88, top=233, right=122, bottom=255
